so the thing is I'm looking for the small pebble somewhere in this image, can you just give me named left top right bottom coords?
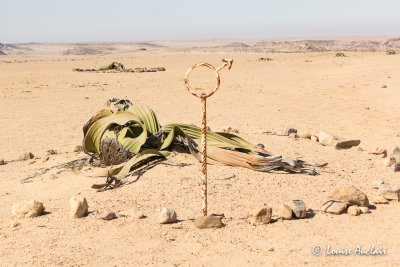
left=194, top=216, right=223, bottom=229
left=100, top=210, right=116, bottom=220
left=19, top=152, right=34, bottom=161
left=0, top=158, right=5, bottom=165
left=72, top=145, right=83, bottom=152
left=359, top=207, right=370, bottom=214
left=159, top=208, right=177, bottom=224
left=10, top=221, right=21, bottom=228
left=347, top=206, right=361, bottom=216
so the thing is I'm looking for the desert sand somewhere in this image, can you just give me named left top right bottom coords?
left=0, top=39, right=400, bottom=266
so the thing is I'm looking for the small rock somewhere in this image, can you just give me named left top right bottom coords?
left=12, top=200, right=45, bottom=219
left=328, top=185, right=369, bottom=207
left=69, top=197, right=88, bottom=218
left=369, top=148, right=387, bottom=157
left=287, top=200, right=306, bottom=218
left=72, top=145, right=83, bottom=152
left=347, top=206, right=361, bottom=216
left=371, top=195, right=389, bottom=204
left=377, top=184, right=400, bottom=200
left=372, top=180, right=385, bottom=189
left=389, top=164, right=400, bottom=172
left=159, top=208, right=177, bottom=224
left=279, top=204, right=293, bottom=220
left=288, top=133, right=298, bottom=139
left=382, top=156, right=396, bottom=167
left=249, top=207, right=272, bottom=225
left=10, top=221, right=21, bottom=228
left=41, top=156, right=50, bottom=163
left=100, top=210, right=116, bottom=220
left=321, top=200, right=347, bottom=215
left=194, top=216, right=223, bottom=229
left=393, top=146, right=400, bottom=155
left=334, top=139, right=361, bottom=149
left=318, top=130, right=340, bottom=146
left=118, top=209, right=145, bottom=219
left=0, top=158, right=4, bottom=165
left=298, top=133, right=311, bottom=139
left=46, top=149, right=58, bottom=155
left=19, top=152, right=34, bottom=161
left=311, top=135, right=318, bottom=142
left=359, top=207, right=370, bottom=214
left=276, top=128, right=297, bottom=136
left=394, top=155, right=400, bottom=163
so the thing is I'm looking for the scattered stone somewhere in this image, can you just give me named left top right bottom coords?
left=287, top=200, right=306, bottom=218
left=0, top=158, right=4, bottom=165
left=19, top=152, right=34, bottom=161
left=321, top=200, right=347, bottom=215
left=69, top=197, right=88, bottom=218
left=72, top=145, right=83, bottom=152
left=222, top=127, right=239, bottom=134
left=393, top=146, right=400, bottom=155
left=377, top=184, right=400, bottom=200
left=159, top=208, right=177, bottom=224
left=328, top=185, right=369, bottom=207
left=394, top=155, right=400, bottom=163
left=369, top=148, right=387, bottom=157
left=12, top=200, right=45, bottom=219
left=318, top=130, right=340, bottom=146
left=46, top=149, right=58, bottom=155
left=372, top=180, right=384, bottom=189
left=194, top=216, right=223, bottom=229
left=298, top=133, right=311, bottom=139
left=334, top=139, right=361, bottom=149
left=249, top=207, right=272, bottom=225
left=41, top=156, right=50, bottom=163
left=371, top=195, right=389, bottom=204
left=359, top=207, right=370, bottom=214
left=288, top=133, right=298, bottom=139
left=279, top=204, right=293, bottom=220
left=118, top=209, right=145, bottom=219
left=389, top=164, right=400, bottom=172
left=311, top=135, right=318, bottom=142
left=383, top=156, right=396, bottom=167
left=99, top=210, right=116, bottom=220
left=347, top=206, right=361, bottom=216
left=276, top=128, right=297, bottom=136
left=10, top=221, right=20, bottom=228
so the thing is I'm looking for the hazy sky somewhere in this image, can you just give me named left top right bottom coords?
left=1, top=0, right=399, bottom=43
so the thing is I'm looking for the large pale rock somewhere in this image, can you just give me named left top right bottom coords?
left=321, top=200, right=347, bottom=215
left=249, top=207, right=272, bottom=225
left=334, top=140, right=361, bottom=149
left=287, top=200, right=306, bottom=218
left=19, top=152, right=34, bottom=161
left=377, top=184, right=400, bottom=200
left=318, top=130, right=340, bottom=146
left=347, top=206, right=361, bottom=216
left=328, top=185, right=369, bottom=207
left=276, top=128, right=297, bottom=136
left=279, top=204, right=293, bottom=220
left=194, top=216, right=223, bottom=229
left=159, top=208, right=177, bottom=224
left=371, top=195, right=389, bottom=204
left=12, top=200, right=45, bottom=218
left=69, top=197, right=88, bottom=218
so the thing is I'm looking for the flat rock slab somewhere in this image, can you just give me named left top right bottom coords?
left=334, top=140, right=361, bottom=149
left=321, top=200, right=347, bottom=215
left=194, top=216, right=223, bottom=229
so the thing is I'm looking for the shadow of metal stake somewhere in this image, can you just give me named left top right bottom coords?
left=184, top=58, right=233, bottom=216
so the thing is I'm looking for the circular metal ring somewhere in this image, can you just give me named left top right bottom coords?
left=184, top=63, right=220, bottom=98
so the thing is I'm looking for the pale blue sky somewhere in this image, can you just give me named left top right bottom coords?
left=1, top=0, right=399, bottom=43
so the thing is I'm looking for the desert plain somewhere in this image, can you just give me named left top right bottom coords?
left=0, top=37, right=400, bottom=266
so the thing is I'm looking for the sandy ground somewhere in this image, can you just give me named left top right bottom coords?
left=0, top=49, right=400, bottom=266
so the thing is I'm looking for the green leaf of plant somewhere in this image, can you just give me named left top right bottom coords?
left=127, top=104, right=161, bottom=135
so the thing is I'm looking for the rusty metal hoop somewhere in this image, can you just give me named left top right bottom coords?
left=184, top=63, right=221, bottom=98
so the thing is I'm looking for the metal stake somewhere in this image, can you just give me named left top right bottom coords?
left=184, top=58, right=233, bottom=216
